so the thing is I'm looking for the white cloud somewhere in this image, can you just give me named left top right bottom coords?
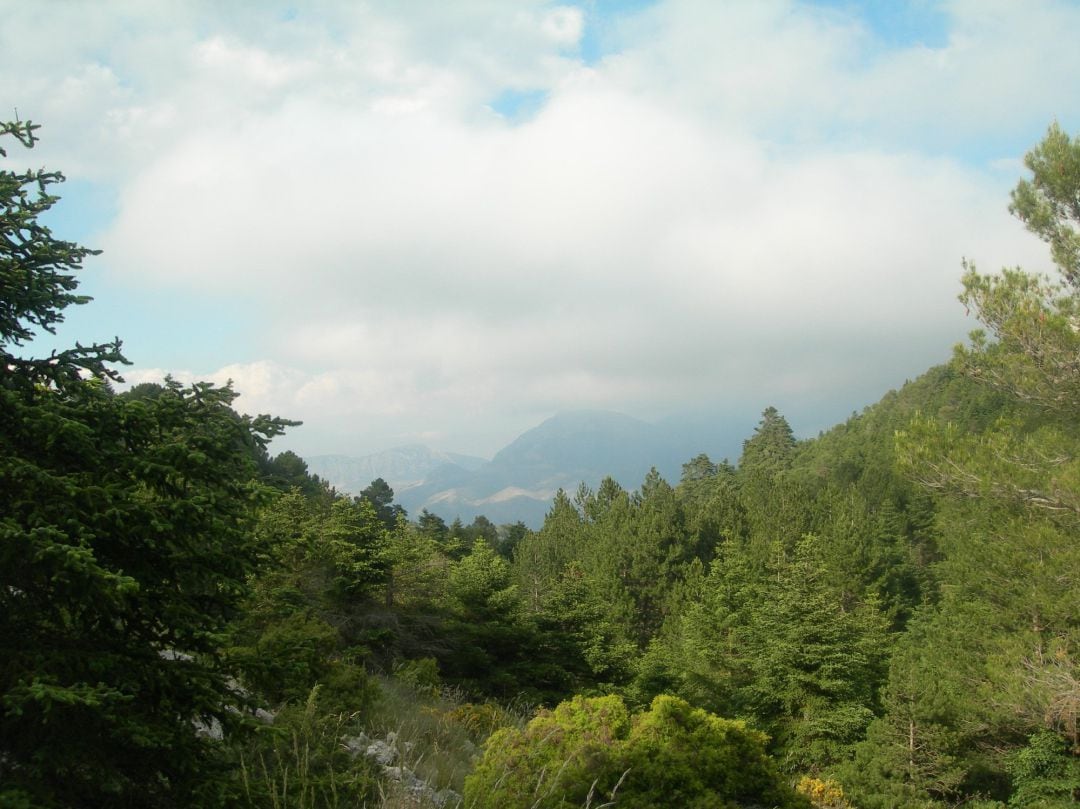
left=4, top=0, right=1076, bottom=457
left=539, top=6, right=585, bottom=46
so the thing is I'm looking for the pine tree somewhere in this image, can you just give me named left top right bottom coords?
left=0, top=120, right=292, bottom=806
left=876, top=123, right=1080, bottom=803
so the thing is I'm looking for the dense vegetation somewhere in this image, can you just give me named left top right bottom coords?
left=1, top=117, right=1077, bottom=807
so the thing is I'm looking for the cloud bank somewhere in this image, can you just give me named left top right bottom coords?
left=5, top=0, right=1078, bottom=457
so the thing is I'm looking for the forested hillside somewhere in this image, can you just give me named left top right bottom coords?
left=2, top=118, right=1077, bottom=807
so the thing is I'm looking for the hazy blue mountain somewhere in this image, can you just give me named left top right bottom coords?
left=306, top=410, right=745, bottom=528
left=306, top=445, right=486, bottom=497
left=487, top=410, right=682, bottom=489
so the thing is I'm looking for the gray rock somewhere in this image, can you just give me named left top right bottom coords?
left=193, top=716, right=223, bottom=741
left=366, top=739, right=398, bottom=766
left=344, top=731, right=461, bottom=806
left=431, top=787, right=463, bottom=808
left=342, top=734, right=369, bottom=757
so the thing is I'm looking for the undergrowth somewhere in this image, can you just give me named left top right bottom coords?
left=365, top=671, right=533, bottom=803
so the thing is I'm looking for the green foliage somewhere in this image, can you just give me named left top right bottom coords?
left=853, top=123, right=1080, bottom=806
left=617, top=695, right=809, bottom=809
left=0, top=119, right=119, bottom=381
left=358, top=477, right=405, bottom=531
left=956, top=267, right=1080, bottom=411
left=394, top=657, right=441, bottom=695
left=465, top=694, right=631, bottom=809
left=533, top=561, right=638, bottom=691
left=642, top=534, right=889, bottom=772
left=236, top=687, right=379, bottom=809
left=0, top=121, right=293, bottom=806
left=497, top=519, right=531, bottom=560
left=227, top=489, right=390, bottom=705
left=437, top=539, right=572, bottom=700
left=463, top=514, right=499, bottom=548
left=809, top=484, right=924, bottom=630
left=259, top=450, right=331, bottom=499
left=841, top=616, right=972, bottom=807
left=417, top=508, right=449, bottom=542
left=561, top=470, right=704, bottom=653
left=1008, top=121, right=1080, bottom=286
left=740, top=406, right=797, bottom=475
left=737, top=410, right=816, bottom=573
left=677, top=455, right=743, bottom=564
left=383, top=515, right=448, bottom=611
left=1008, top=729, right=1080, bottom=807
left=320, top=497, right=390, bottom=602
left=229, top=612, right=340, bottom=705
left=741, top=535, right=889, bottom=772
left=619, top=469, right=698, bottom=644
left=516, top=485, right=640, bottom=690
left=464, top=694, right=809, bottom=809
left=515, top=488, right=585, bottom=611
left=367, top=674, right=527, bottom=799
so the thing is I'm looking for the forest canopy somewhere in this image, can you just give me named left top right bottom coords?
left=1, top=118, right=1078, bottom=808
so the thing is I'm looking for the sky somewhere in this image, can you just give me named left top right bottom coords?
left=4, top=0, right=1079, bottom=461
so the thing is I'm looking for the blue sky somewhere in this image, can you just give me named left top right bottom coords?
left=807, top=0, right=949, bottom=47
left=4, top=0, right=1079, bottom=460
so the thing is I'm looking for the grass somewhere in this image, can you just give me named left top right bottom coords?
left=363, top=675, right=531, bottom=802
left=238, top=686, right=377, bottom=809
left=235, top=674, right=626, bottom=808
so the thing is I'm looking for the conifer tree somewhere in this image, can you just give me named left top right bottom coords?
left=0, top=120, right=292, bottom=806
left=873, top=123, right=1080, bottom=803
left=740, top=406, right=797, bottom=474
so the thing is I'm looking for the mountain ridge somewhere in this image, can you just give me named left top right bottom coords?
left=306, top=410, right=744, bottom=527
left=307, top=445, right=486, bottom=497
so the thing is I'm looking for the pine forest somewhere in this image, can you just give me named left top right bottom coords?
left=2, top=119, right=1079, bottom=808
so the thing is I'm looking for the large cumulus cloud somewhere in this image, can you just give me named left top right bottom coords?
left=5, top=1, right=1077, bottom=456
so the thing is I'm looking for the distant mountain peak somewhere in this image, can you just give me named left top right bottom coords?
left=306, top=410, right=744, bottom=528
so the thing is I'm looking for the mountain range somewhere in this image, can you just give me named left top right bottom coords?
left=306, top=410, right=745, bottom=527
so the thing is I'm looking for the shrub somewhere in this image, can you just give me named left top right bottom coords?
left=394, top=657, right=442, bottom=694
left=796, top=776, right=853, bottom=809
left=464, top=694, right=809, bottom=809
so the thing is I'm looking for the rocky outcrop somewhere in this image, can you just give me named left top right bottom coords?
left=344, top=731, right=462, bottom=808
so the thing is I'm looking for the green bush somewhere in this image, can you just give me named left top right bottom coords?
left=319, top=660, right=380, bottom=718
left=394, top=657, right=442, bottom=694
left=228, top=612, right=340, bottom=704
left=464, top=694, right=809, bottom=809
left=1007, top=729, right=1080, bottom=808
